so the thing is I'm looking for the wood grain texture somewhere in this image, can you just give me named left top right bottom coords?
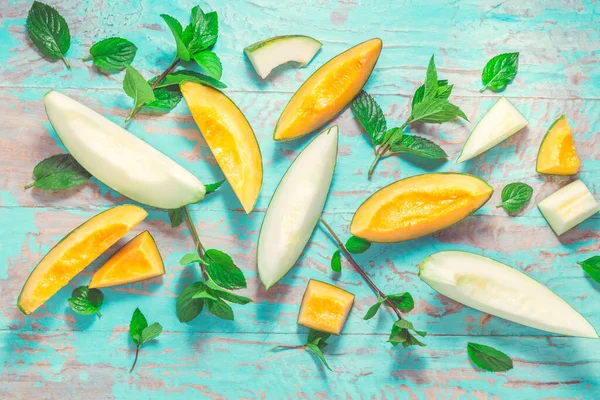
left=1, top=0, right=599, bottom=398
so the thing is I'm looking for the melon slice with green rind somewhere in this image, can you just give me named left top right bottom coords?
left=536, top=115, right=580, bottom=175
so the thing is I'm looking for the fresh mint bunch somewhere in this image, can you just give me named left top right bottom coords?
left=129, top=308, right=163, bottom=372
left=26, top=1, right=71, bottom=69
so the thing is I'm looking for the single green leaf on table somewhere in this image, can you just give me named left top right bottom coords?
left=123, top=66, right=156, bottom=122
left=389, top=135, right=448, bottom=160
left=331, top=248, right=342, bottom=272
left=351, top=90, right=387, bottom=146
left=168, top=207, right=187, bottom=228
left=205, top=297, right=234, bottom=320
left=204, top=249, right=247, bottom=289
left=25, top=154, right=91, bottom=190
left=387, top=292, right=415, bottom=312
left=160, top=14, right=191, bottom=62
left=363, top=295, right=386, bottom=320
left=188, top=7, right=219, bottom=54
left=345, top=236, right=372, bottom=254
left=578, top=256, right=600, bottom=284
left=68, top=286, right=104, bottom=317
left=193, top=51, right=223, bottom=80
left=27, top=1, right=71, bottom=68
left=497, top=182, right=533, bottom=213
left=154, top=70, right=227, bottom=90
left=411, top=79, right=449, bottom=108
left=480, top=52, right=519, bottom=93
left=129, top=308, right=162, bottom=372
left=180, top=251, right=202, bottom=266
left=205, top=179, right=226, bottom=195
left=85, top=37, right=137, bottom=72
left=467, top=342, right=513, bottom=372
left=176, top=282, right=206, bottom=322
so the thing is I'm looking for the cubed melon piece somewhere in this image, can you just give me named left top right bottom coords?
left=298, top=280, right=354, bottom=334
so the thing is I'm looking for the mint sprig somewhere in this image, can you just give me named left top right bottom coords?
left=25, top=154, right=91, bottom=191
left=480, top=52, right=519, bottom=93
left=68, top=286, right=103, bottom=317
left=84, top=37, right=137, bottom=72
left=272, top=330, right=332, bottom=371
left=26, top=1, right=71, bottom=69
left=129, top=308, right=163, bottom=372
left=467, top=342, right=513, bottom=372
left=578, top=256, right=600, bottom=284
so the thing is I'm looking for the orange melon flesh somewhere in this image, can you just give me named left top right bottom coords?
left=297, top=280, right=354, bottom=335
left=536, top=115, right=580, bottom=175
left=181, top=82, right=263, bottom=213
left=89, top=231, right=164, bottom=288
left=17, top=205, right=147, bottom=315
left=351, top=173, right=493, bottom=243
left=274, top=38, right=382, bottom=141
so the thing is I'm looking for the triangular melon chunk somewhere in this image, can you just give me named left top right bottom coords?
left=536, top=115, right=580, bottom=175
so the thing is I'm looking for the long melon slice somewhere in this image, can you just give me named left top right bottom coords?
left=17, top=205, right=147, bottom=315
left=181, top=82, right=263, bottom=213
left=350, top=173, right=493, bottom=243
left=274, top=38, right=382, bottom=141
left=457, top=97, right=528, bottom=163
left=89, top=231, right=164, bottom=288
left=44, top=91, right=206, bottom=209
left=258, top=126, right=338, bottom=289
left=420, top=251, right=598, bottom=338
left=536, top=115, right=580, bottom=175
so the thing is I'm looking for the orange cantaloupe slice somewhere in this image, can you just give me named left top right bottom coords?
left=17, top=205, right=148, bottom=315
left=89, top=231, right=164, bottom=288
left=181, top=82, right=263, bottom=213
left=351, top=173, right=493, bottom=243
left=536, top=115, right=580, bottom=175
left=297, top=280, right=354, bottom=335
left=274, top=38, right=383, bottom=141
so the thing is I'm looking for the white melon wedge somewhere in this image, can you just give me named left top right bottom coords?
left=257, top=126, right=338, bottom=289
left=457, top=97, right=528, bottom=163
left=420, top=251, right=598, bottom=338
left=44, top=91, right=205, bottom=209
left=245, top=35, right=322, bottom=79
left=538, top=180, right=599, bottom=236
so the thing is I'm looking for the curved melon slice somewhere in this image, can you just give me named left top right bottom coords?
left=351, top=173, right=493, bottom=243
left=298, top=279, right=354, bottom=335
left=420, top=251, right=598, bottom=338
left=274, top=38, right=382, bottom=141
left=17, top=205, right=147, bottom=315
left=181, top=82, right=262, bottom=213
left=245, top=35, right=322, bottom=79
left=536, top=115, right=580, bottom=175
left=89, top=231, right=164, bottom=288
left=44, top=91, right=205, bottom=209
left=258, top=126, right=338, bottom=289
left=457, top=97, right=528, bottom=163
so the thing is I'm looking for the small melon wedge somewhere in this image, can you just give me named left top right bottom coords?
left=274, top=38, right=382, bottom=141
left=420, top=251, right=598, bottom=338
left=257, top=126, right=338, bottom=289
left=298, top=279, right=354, bottom=335
left=181, top=82, right=263, bottom=213
left=17, top=205, right=147, bottom=315
left=44, top=91, right=205, bottom=209
left=457, top=97, right=528, bottom=163
left=351, top=173, right=493, bottom=243
left=536, top=115, right=580, bottom=175
left=89, top=231, right=164, bottom=288
left=538, top=180, right=599, bottom=236
left=245, top=35, right=322, bottom=79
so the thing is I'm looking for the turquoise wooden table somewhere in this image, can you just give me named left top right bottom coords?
left=1, top=0, right=599, bottom=398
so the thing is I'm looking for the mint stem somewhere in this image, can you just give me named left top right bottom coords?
left=61, top=55, right=71, bottom=70
left=130, top=345, right=140, bottom=373
left=151, top=58, right=181, bottom=89
left=83, top=56, right=93, bottom=62
left=184, top=205, right=208, bottom=280
left=24, top=182, right=35, bottom=189
left=318, top=217, right=403, bottom=320
left=367, top=119, right=410, bottom=179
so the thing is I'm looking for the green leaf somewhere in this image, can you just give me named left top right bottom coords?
left=130, top=308, right=148, bottom=346
left=26, top=154, right=91, bottom=190
left=307, top=329, right=331, bottom=346
left=192, top=289, right=218, bottom=301
left=205, top=280, right=252, bottom=305
left=389, top=135, right=448, bottom=160
left=497, top=182, right=533, bottom=213
left=188, top=8, right=219, bottom=54
left=204, top=249, right=247, bottom=290
left=411, top=98, right=467, bottom=124
left=351, top=91, right=387, bottom=145
left=389, top=319, right=427, bottom=348
left=205, top=297, right=234, bottom=320
left=345, top=236, right=371, bottom=254
left=423, top=55, right=439, bottom=100
left=481, top=52, right=519, bottom=93
left=160, top=14, right=191, bottom=62
left=68, top=286, right=104, bottom=317
left=411, top=79, right=449, bottom=108
left=387, top=292, right=414, bottom=312
left=578, top=256, right=600, bottom=284
left=123, top=66, right=156, bottom=121
left=363, top=296, right=385, bottom=320
left=181, top=24, right=194, bottom=46
left=176, top=282, right=206, bottom=323
left=67, top=297, right=100, bottom=316
left=205, top=179, right=226, bottom=195
left=394, top=319, right=415, bottom=331
left=403, top=331, right=427, bottom=348
left=382, top=127, right=404, bottom=145
left=154, top=70, right=227, bottom=90
left=141, top=322, right=163, bottom=344
left=27, top=1, right=70, bottom=68
left=331, top=248, right=341, bottom=272
left=306, top=343, right=332, bottom=371
left=167, top=207, right=186, bottom=228
left=467, top=342, right=513, bottom=372
left=193, top=51, right=223, bottom=80
left=86, top=37, right=137, bottom=72
left=180, top=252, right=201, bottom=266
left=147, top=87, right=182, bottom=110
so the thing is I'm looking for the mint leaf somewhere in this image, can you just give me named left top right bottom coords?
left=147, top=85, right=182, bottom=111
left=86, top=37, right=137, bottom=72
left=141, top=322, right=163, bottom=344
left=389, top=319, right=426, bottom=348
left=168, top=207, right=186, bottom=228
left=306, top=343, right=332, bottom=371
left=188, top=8, right=218, bottom=54
left=345, top=236, right=371, bottom=254
left=180, top=251, right=201, bottom=266
left=423, top=55, right=439, bottom=100
left=467, top=342, right=513, bottom=372
left=205, top=280, right=253, bottom=305
left=578, top=256, right=600, bottom=284
left=129, top=308, right=148, bottom=346
left=307, top=329, right=331, bottom=346
left=160, top=14, right=191, bottom=62
left=27, top=1, right=70, bottom=68
left=205, top=297, right=234, bottom=320
left=351, top=91, right=387, bottom=145
left=412, top=79, right=449, bottom=108
left=176, top=282, right=205, bottom=322
left=382, top=127, right=404, bottom=145
left=363, top=296, right=386, bottom=320
left=389, top=135, right=448, bottom=160
left=192, top=289, right=218, bottom=301
left=387, top=292, right=414, bottom=312
left=68, top=297, right=100, bottom=317
left=193, top=51, right=223, bottom=80
left=331, top=248, right=341, bottom=272
left=123, top=66, right=156, bottom=122
left=204, top=249, right=247, bottom=289
left=497, top=182, right=533, bottom=213
left=481, top=52, right=519, bottom=93
left=154, top=70, right=227, bottom=89
left=25, top=154, right=91, bottom=190
left=205, top=179, right=226, bottom=195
